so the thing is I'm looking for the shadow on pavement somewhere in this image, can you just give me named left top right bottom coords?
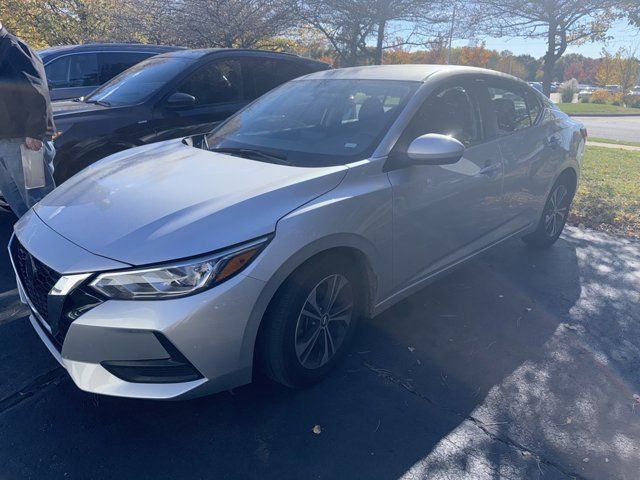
left=0, top=217, right=638, bottom=479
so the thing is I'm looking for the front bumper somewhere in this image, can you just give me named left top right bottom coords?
left=12, top=212, right=267, bottom=400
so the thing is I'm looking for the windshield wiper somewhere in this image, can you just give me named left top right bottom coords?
left=84, top=99, right=112, bottom=107
left=210, top=147, right=291, bottom=165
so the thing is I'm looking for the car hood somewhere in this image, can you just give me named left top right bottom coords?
left=35, top=139, right=347, bottom=266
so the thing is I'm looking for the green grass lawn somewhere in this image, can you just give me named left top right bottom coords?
left=588, top=137, right=640, bottom=148
left=570, top=146, right=640, bottom=238
left=557, top=103, right=640, bottom=115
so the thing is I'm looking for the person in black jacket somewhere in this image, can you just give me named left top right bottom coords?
left=0, top=21, right=55, bottom=216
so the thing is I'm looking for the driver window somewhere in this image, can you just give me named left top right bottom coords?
left=487, top=85, right=531, bottom=134
left=399, top=84, right=481, bottom=150
left=175, top=60, right=242, bottom=106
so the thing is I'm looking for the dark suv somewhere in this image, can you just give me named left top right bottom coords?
left=50, top=49, right=329, bottom=183
left=40, top=43, right=184, bottom=101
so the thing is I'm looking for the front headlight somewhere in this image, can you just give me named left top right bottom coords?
left=90, top=237, right=269, bottom=300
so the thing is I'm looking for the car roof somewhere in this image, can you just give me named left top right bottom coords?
left=299, top=64, right=524, bottom=83
left=39, top=43, right=185, bottom=58
left=156, top=48, right=329, bottom=67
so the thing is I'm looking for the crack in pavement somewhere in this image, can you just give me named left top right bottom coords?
left=0, top=368, right=67, bottom=415
left=362, top=361, right=588, bottom=480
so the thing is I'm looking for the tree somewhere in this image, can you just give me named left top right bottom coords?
left=0, top=0, right=124, bottom=47
left=301, top=0, right=377, bottom=66
left=564, top=62, right=586, bottom=82
left=514, top=54, right=541, bottom=81
left=300, top=0, right=449, bottom=66
left=474, top=0, right=621, bottom=96
left=175, top=0, right=299, bottom=49
left=458, top=41, right=492, bottom=67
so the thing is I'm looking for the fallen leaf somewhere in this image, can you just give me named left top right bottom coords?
left=566, top=417, right=573, bottom=425
left=583, top=457, right=589, bottom=463
left=312, top=425, right=322, bottom=434
left=416, top=359, right=422, bottom=366
left=408, top=346, right=415, bottom=352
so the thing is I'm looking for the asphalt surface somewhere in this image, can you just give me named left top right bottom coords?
left=577, top=116, right=640, bottom=142
left=1, top=212, right=639, bottom=480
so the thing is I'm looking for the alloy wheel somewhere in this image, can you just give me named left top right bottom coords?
left=544, top=184, right=571, bottom=238
left=294, top=274, right=354, bottom=369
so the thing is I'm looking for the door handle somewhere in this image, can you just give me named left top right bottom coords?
left=478, top=162, right=501, bottom=176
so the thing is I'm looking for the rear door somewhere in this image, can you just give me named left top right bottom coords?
left=153, top=59, right=248, bottom=141
left=481, top=79, right=557, bottom=228
left=387, top=79, right=505, bottom=291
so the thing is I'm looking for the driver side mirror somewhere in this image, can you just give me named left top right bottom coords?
left=166, top=92, right=196, bottom=109
left=407, top=133, right=465, bottom=165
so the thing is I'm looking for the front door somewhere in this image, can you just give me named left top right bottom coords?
left=387, top=80, right=505, bottom=291
left=152, top=59, right=249, bottom=142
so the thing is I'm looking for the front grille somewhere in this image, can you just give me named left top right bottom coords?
left=10, top=237, right=60, bottom=320
left=10, top=236, right=103, bottom=350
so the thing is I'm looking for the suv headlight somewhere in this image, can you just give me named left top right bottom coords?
left=90, top=237, right=269, bottom=299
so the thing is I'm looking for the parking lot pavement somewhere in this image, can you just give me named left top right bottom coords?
left=577, top=115, right=640, bottom=143
left=1, top=213, right=639, bottom=480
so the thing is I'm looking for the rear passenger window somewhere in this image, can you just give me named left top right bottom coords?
left=45, top=57, right=71, bottom=88
left=525, top=89, right=543, bottom=124
left=244, top=59, right=314, bottom=99
left=488, top=85, right=531, bottom=134
left=45, top=54, right=99, bottom=88
left=98, top=52, right=153, bottom=84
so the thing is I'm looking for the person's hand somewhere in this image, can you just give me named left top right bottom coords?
left=25, top=137, right=43, bottom=151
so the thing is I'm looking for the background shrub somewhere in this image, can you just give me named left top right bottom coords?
left=625, top=95, right=640, bottom=108
left=590, top=90, right=609, bottom=104
left=560, top=79, right=579, bottom=103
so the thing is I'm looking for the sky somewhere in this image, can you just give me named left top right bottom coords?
left=453, top=20, right=640, bottom=58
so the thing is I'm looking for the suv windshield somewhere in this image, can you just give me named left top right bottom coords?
left=84, top=57, right=189, bottom=106
left=206, top=79, right=418, bottom=167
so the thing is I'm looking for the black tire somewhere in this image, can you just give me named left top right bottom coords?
left=522, top=173, right=576, bottom=249
left=256, top=254, right=363, bottom=388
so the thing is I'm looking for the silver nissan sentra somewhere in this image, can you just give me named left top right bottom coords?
left=10, top=65, right=586, bottom=399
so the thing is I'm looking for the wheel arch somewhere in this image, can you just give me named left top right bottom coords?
left=239, top=234, right=380, bottom=372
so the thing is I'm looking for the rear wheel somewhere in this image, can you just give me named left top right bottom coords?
left=522, top=174, right=575, bottom=249
left=257, top=255, right=362, bottom=388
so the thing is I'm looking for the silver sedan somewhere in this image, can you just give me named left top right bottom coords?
left=10, top=65, right=586, bottom=399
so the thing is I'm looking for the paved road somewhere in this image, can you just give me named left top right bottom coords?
left=1, top=212, right=639, bottom=480
left=577, top=115, right=640, bottom=142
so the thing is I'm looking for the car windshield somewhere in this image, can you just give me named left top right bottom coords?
left=206, top=79, right=418, bottom=167
left=84, top=57, right=189, bottom=106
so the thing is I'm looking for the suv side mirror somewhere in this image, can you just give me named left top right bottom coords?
left=166, top=92, right=196, bottom=109
left=407, top=134, right=465, bottom=165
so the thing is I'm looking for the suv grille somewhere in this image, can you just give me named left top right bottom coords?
left=10, top=237, right=60, bottom=320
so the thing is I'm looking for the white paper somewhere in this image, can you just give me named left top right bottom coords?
left=20, top=145, right=46, bottom=190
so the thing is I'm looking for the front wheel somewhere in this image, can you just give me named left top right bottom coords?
left=257, top=256, right=362, bottom=388
left=522, top=175, right=575, bottom=249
